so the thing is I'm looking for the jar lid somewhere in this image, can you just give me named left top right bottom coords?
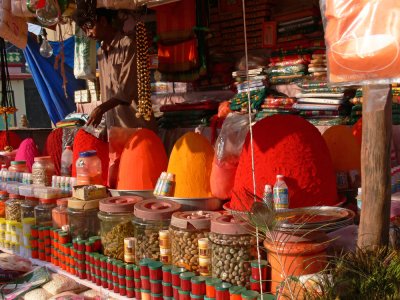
left=179, top=272, right=195, bottom=280
left=134, top=199, right=181, bottom=221
left=11, top=161, right=26, bottom=165
left=215, top=282, right=232, bottom=291
left=148, top=261, right=163, bottom=270
left=100, top=196, right=143, bottom=213
left=139, top=258, right=154, bottom=267
left=57, top=198, right=68, bottom=206
left=205, top=277, right=222, bottom=287
left=171, top=267, right=186, bottom=275
left=79, top=150, right=97, bottom=158
left=68, top=198, right=99, bottom=210
left=250, top=260, right=268, bottom=268
left=34, top=156, right=52, bottom=162
left=191, top=276, right=206, bottom=284
left=241, top=290, right=259, bottom=299
left=162, top=264, right=173, bottom=272
left=39, top=198, right=56, bottom=204
left=170, top=211, right=220, bottom=230
left=229, top=286, right=246, bottom=295
left=210, top=214, right=248, bottom=235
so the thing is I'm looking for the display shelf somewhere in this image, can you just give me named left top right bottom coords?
left=0, top=247, right=133, bottom=300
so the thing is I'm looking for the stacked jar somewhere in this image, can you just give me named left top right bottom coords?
left=133, top=199, right=181, bottom=263
left=209, top=214, right=256, bottom=287
left=32, top=157, right=55, bottom=186
left=0, top=191, right=8, bottom=247
left=198, top=238, right=211, bottom=276
left=52, top=199, right=69, bottom=229
left=98, top=196, right=142, bottom=260
left=9, top=161, right=28, bottom=173
left=169, top=211, right=220, bottom=273
left=5, top=194, right=23, bottom=253
left=76, top=151, right=102, bottom=186
left=159, top=230, right=171, bottom=264
left=68, top=198, right=100, bottom=239
left=35, top=199, right=57, bottom=226
left=20, top=198, right=38, bottom=257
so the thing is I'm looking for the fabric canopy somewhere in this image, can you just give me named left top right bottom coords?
left=23, top=35, right=84, bottom=124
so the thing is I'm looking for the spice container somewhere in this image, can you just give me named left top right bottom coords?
left=241, top=290, right=259, bottom=300
left=210, top=215, right=256, bottom=287
left=170, top=211, right=219, bottom=272
left=191, top=276, right=206, bottom=296
left=150, top=279, right=162, bottom=294
left=6, top=183, right=22, bottom=196
left=98, top=196, right=141, bottom=260
left=21, top=199, right=38, bottom=238
left=19, top=185, right=36, bottom=198
left=205, top=277, right=222, bottom=298
left=68, top=199, right=100, bottom=239
left=32, top=156, right=55, bottom=186
left=133, top=199, right=181, bottom=263
left=179, top=289, right=191, bottom=300
left=5, top=195, right=22, bottom=221
left=180, top=272, right=195, bottom=292
left=162, top=264, right=173, bottom=283
left=148, top=261, right=163, bottom=280
left=9, top=161, right=28, bottom=173
left=76, top=151, right=102, bottom=185
left=250, top=260, right=268, bottom=281
left=215, top=282, right=231, bottom=300
left=171, top=266, right=187, bottom=287
left=163, top=282, right=173, bottom=297
left=52, top=199, right=69, bottom=228
left=34, top=199, right=56, bottom=226
left=0, top=191, right=8, bottom=218
left=159, top=229, right=171, bottom=264
left=229, top=286, right=246, bottom=300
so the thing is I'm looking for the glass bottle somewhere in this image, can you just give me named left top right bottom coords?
left=273, top=175, right=289, bottom=210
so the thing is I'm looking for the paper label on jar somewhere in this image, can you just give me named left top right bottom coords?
left=159, top=238, right=170, bottom=249
left=160, top=248, right=171, bottom=255
left=199, top=248, right=210, bottom=257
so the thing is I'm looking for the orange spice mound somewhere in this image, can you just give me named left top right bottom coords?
left=322, top=125, right=361, bottom=172
left=117, top=129, right=168, bottom=190
left=167, top=132, right=214, bottom=198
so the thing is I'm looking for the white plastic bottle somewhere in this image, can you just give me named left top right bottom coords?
left=0, top=164, right=7, bottom=182
left=273, top=175, right=289, bottom=210
left=61, top=146, right=73, bottom=176
left=263, top=184, right=274, bottom=209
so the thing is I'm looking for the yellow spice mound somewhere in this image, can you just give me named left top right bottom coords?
left=167, top=132, right=214, bottom=198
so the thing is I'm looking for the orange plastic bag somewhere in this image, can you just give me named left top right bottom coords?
left=323, top=0, right=400, bottom=84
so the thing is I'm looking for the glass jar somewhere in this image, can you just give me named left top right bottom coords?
left=21, top=198, right=38, bottom=236
left=76, top=150, right=102, bottom=186
left=209, top=215, right=256, bottom=287
left=52, top=199, right=69, bottom=229
left=133, top=199, right=181, bottom=264
left=5, top=195, right=23, bottom=221
left=68, top=197, right=100, bottom=239
left=34, top=198, right=56, bottom=226
left=169, top=211, right=220, bottom=272
left=9, top=161, right=28, bottom=173
left=32, top=156, right=55, bottom=186
left=0, top=191, right=8, bottom=218
left=98, top=196, right=141, bottom=260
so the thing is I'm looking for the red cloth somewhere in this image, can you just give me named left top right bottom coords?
left=160, top=101, right=219, bottom=112
left=158, top=39, right=199, bottom=73
left=44, top=128, right=63, bottom=176
left=0, top=131, right=22, bottom=151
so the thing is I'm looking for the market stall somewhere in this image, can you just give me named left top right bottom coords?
left=0, top=0, right=398, bottom=299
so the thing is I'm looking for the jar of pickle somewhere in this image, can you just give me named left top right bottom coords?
left=34, top=198, right=56, bottom=226
left=133, top=199, right=181, bottom=263
left=21, top=198, right=38, bottom=232
left=98, top=196, right=142, bottom=260
left=32, top=156, right=55, bottom=186
left=169, top=211, right=220, bottom=272
left=9, top=161, right=28, bottom=173
left=0, top=191, right=8, bottom=218
left=209, top=214, right=256, bottom=287
left=52, top=199, right=69, bottom=229
left=68, top=198, right=100, bottom=239
left=5, top=194, right=23, bottom=222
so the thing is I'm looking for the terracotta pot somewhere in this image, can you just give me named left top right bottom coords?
left=263, top=231, right=329, bottom=294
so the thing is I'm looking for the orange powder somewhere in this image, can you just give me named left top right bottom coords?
left=322, top=125, right=361, bottom=172
left=117, top=129, right=168, bottom=190
left=167, top=132, right=214, bottom=198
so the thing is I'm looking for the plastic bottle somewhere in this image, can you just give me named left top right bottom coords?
left=357, top=188, right=362, bottom=210
left=0, top=164, right=7, bottom=182
left=154, top=172, right=167, bottom=196
left=262, top=184, right=274, bottom=209
left=160, top=173, right=176, bottom=197
left=61, top=146, right=73, bottom=176
left=76, top=150, right=102, bottom=186
left=273, top=175, right=289, bottom=210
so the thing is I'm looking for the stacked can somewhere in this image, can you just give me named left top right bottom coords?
left=0, top=217, right=6, bottom=248
left=140, top=258, right=152, bottom=300
left=198, top=238, right=211, bottom=276
left=30, top=225, right=39, bottom=258
left=162, top=264, right=173, bottom=300
left=148, top=261, right=163, bottom=300
left=249, top=260, right=268, bottom=293
left=171, top=266, right=187, bottom=300
left=134, top=264, right=141, bottom=300
left=215, top=282, right=232, bottom=300
left=191, top=276, right=206, bottom=300
left=229, top=286, right=247, bottom=300
left=159, top=230, right=171, bottom=264
left=205, top=278, right=222, bottom=299
left=126, top=263, right=136, bottom=298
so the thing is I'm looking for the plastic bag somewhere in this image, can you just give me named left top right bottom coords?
left=321, top=0, right=400, bottom=85
left=74, top=27, right=96, bottom=80
left=210, top=113, right=250, bottom=199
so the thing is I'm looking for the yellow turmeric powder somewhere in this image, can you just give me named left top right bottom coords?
left=167, top=132, right=214, bottom=198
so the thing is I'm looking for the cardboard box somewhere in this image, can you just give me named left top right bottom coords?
left=72, top=185, right=108, bottom=201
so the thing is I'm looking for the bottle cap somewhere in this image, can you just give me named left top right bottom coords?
left=79, top=150, right=97, bottom=158
left=264, top=185, right=272, bottom=192
left=166, top=173, right=175, bottom=181
left=276, top=174, right=284, bottom=179
left=66, top=146, right=72, bottom=150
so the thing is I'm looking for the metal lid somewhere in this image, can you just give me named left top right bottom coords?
left=34, top=156, right=52, bottom=162
left=170, top=211, right=220, bottom=230
left=100, top=196, right=143, bottom=213
left=79, top=150, right=97, bottom=158
left=210, top=214, right=248, bottom=235
left=11, top=161, right=26, bottom=165
left=134, top=199, right=181, bottom=221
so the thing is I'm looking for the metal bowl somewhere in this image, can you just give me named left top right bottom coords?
left=108, top=189, right=154, bottom=199
left=155, top=195, right=226, bottom=211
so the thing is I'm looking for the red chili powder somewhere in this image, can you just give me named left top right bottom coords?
left=352, top=118, right=362, bottom=145
left=231, top=115, right=338, bottom=211
left=0, top=131, right=22, bottom=151
left=44, top=128, right=63, bottom=175
left=72, top=129, right=109, bottom=186
left=117, top=128, right=168, bottom=190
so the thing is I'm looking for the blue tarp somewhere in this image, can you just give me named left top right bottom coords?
left=23, top=35, right=85, bottom=124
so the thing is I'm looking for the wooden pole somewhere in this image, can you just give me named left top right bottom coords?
left=358, top=85, right=392, bottom=249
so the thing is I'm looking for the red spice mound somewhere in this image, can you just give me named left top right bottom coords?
left=352, top=118, right=362, bottom=145
left=72, top=129, right=109, bottom=186
left=0, top=131, right=22, bottom=151
left=231, top=115, right=338, bottom=211
left=117, top=128, right=168, bottom=190
left=44, top=128, right=63, bottom=175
